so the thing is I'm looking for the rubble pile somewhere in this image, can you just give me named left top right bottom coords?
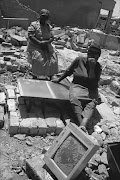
left=0, top=26, right=120, bottom=180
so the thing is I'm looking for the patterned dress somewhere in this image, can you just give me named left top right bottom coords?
left=27, top=20, right=58, bottom=77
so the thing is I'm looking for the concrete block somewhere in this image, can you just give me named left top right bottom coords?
left=2, top=42, right=12, bottom=47
left=14, top=52, right=21, bottom=58
left=6, top=61, right=12, bottom=71
left=9, top=112, right=20, bottom=134
left=0, top=92, right=6, bottom=104
left=0, top=105, right=4, bottom=113
left=96, top=103, right=116, bottom=120
left=55, top=119, right=65, bottom=135
left=7, top=99, right=16, bottom=112
left=0, top=59, right=6, bottom=68
left=45, top=113, right=57, bottom=133
left=25, top=155, right=54, bottom=180
left=37, top=118, right=47, bottom=135
left=4, top=56, right=11, bottom=61
left=19, top=118, right=31, bottom=134
left=7, top=89, right=16, bottom=99
left=29, top=118, right=39, bottom=135
left=1, top=50, right=16, bottom=56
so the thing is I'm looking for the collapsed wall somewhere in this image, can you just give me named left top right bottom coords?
left=0, top=0, right=38, bottom=29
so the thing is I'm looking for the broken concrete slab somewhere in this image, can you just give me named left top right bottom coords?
left=10, top=34, right=27, bottom=46
left=25, top=154, right=54, bottom=180
left=96, top=103, right=116, bottom=120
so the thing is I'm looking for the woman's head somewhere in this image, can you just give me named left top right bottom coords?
left=87, top=45, right=101, bottom=60
left=39, top=9, right=50, bottom=25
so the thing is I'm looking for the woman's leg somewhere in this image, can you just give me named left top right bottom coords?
left=70, top=97, right=83, bottom=126
left=81, top=99, right=96, bottom=127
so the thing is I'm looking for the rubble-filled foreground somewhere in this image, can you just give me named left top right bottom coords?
left=0, top=26, right=120, bottom=180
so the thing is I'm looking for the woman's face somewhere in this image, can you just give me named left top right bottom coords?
left=87, top=47, right=100, bottom=61
left=40, top=15, right=49, bottom=25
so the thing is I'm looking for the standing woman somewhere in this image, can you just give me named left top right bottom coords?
left=27, top=9, right=58, bottom=79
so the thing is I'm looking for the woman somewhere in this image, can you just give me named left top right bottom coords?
left=27, top=9, right=58, bottom=79
left=52, top=44, right=102, bottom=130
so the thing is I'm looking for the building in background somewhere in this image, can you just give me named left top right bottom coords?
left=0, top=0, right=116, bottom=32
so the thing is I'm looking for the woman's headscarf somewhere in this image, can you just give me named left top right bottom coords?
left=39, top=9, right=50, bottom=18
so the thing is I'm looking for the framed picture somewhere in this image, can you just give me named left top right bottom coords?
left=44, top=122, right=99, bottom=180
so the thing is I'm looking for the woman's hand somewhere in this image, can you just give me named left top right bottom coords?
left=88, top=58, right=96, bottom=69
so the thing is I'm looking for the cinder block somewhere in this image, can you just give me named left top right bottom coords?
left=45, top=114, right=57, bottom=134
left=37, top=118, right=47, bottom=135
left=7, top=89, right=16, bottom=99
left=29, top=118, right=39, bottom=135
left=7, top=99, right=16, bottom=112
left=0, top=92, right=6, bottom=104
left=55, top=119, right=65, bottom=135
left=20, top=118, right=31, bottom=134
left=25, top=155, right=54, bottom=180
left=9, top=112, right=20, bottom=134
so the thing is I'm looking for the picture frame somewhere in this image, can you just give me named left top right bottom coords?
left=44, top=122, right=99, bottom=180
